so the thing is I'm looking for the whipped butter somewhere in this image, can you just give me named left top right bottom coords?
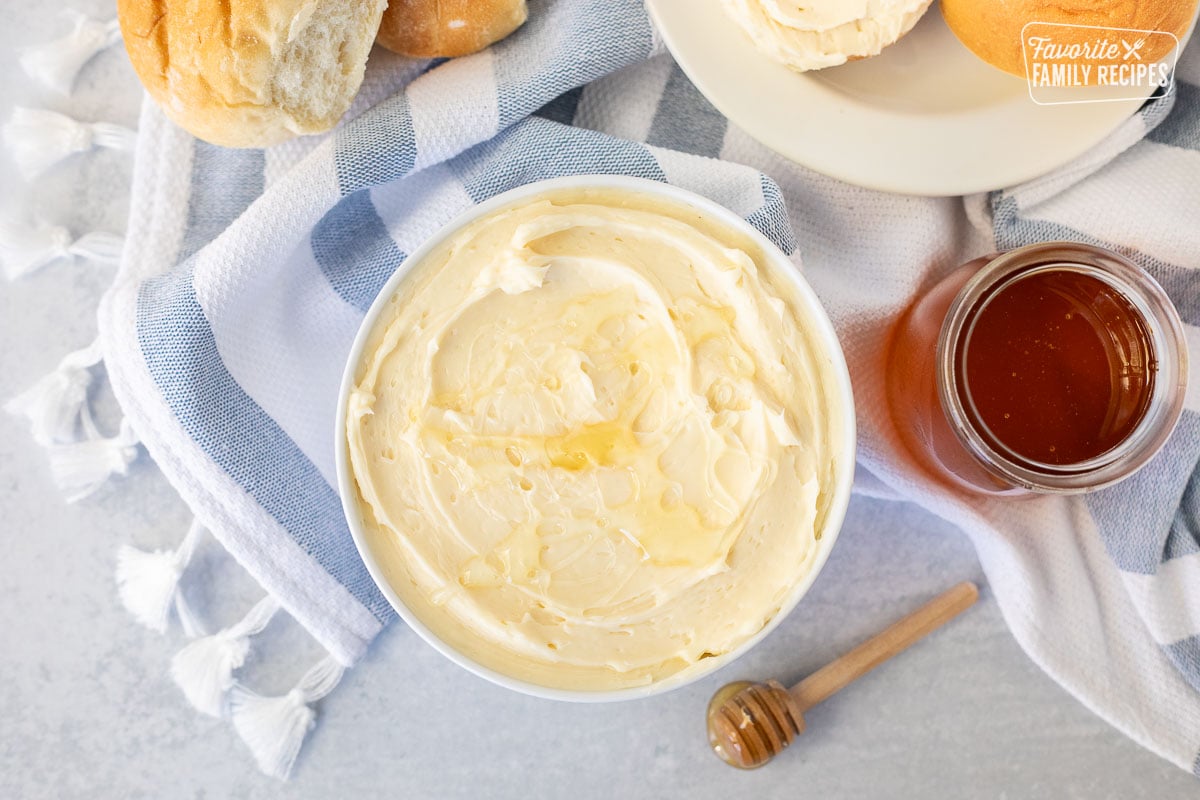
left=722, top=0, right=933, bottom=72
left=346, top=188, right=845, bottom=691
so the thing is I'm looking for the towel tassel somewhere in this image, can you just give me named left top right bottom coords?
left=116, top=519, right=205, bottom=634
left=4, top=339, right=104, bottom=445
left=0, top=217, right=124, bottom=280
left=20, top=12, right=122, bottom=95
left=48, top=412, right=139, bottom=502
left=230, top=655, right=346, bottom=780
left=172, top=596, right=282, bottom=717
left=4, top=107, right=136, bottom=180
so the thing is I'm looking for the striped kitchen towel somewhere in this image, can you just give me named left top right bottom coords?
left=7, top=0, right=1199, bottom=780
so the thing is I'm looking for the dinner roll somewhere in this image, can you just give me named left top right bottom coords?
left=377, top=0, right=527, bottom=58
left=118, top=0, right=388, bottom=148
left=941, top=0, right=1197, bottom=78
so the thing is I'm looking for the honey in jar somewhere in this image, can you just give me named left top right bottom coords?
left=887, top=243, right=1188, bottom=495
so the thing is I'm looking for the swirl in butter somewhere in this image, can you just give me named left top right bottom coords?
left=722, top=0, right=933, bottom=72
left=346, top=188, right=844, bottom=691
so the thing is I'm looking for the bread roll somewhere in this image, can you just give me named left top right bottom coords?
left=941, top=0, right=1197, bottom=78
left=377, top=0, right=527, bottom=58
left=118, top=0, right=388, bottom=148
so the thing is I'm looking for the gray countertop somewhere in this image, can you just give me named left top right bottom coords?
left=1, top=3, right=1196, bottom=798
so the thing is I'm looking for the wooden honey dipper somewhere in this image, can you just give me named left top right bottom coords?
left=706, top=581, right=979, bottom=769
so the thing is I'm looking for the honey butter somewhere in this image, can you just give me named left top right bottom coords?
left=722, top=0, right=933, bottom=72
left=345, top=188, right=845, bottom=691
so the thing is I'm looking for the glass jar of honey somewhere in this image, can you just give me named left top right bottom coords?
left=887, top=242, right=1189, bottom=495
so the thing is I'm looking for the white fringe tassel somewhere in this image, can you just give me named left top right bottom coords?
left=172, top=596, right=282, bottom=718
left=116, top=519, right=205, bottom=634
left=4, top=107, right=136, bottom=180
left=48, top=414, right=140, bottom=502
left=4, top=339, right=103, bottom=445
left=231, top=655, right=346, bottom=780
left=20, top=12, right=122, bottom=95
left=0, top=217, right=124, bottom=281
left=7, top=340, right=141, bottom=501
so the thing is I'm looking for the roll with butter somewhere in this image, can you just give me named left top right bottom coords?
left=723, top=0, right=934, bottom=72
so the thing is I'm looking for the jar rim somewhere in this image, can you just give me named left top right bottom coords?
left=934, top=242, right=1190, bottom=494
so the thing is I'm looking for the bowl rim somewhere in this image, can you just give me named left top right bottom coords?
left=334, top=174, right=857, bottom=702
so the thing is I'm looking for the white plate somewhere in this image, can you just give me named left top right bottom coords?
left=645, top=0, right=1182, bottom=196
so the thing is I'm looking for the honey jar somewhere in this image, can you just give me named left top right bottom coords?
left=887, top=242, right=1189, bottom=495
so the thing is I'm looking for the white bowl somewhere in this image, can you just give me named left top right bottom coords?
left=335, top=175, right=857, bottom=701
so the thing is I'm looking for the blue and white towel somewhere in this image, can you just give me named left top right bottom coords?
left=9, top=0, right=1199, bottom=780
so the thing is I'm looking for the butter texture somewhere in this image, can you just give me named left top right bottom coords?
left=722, top=0, right=933, bottom=72
left=346, top=189, right=843, bottom=691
